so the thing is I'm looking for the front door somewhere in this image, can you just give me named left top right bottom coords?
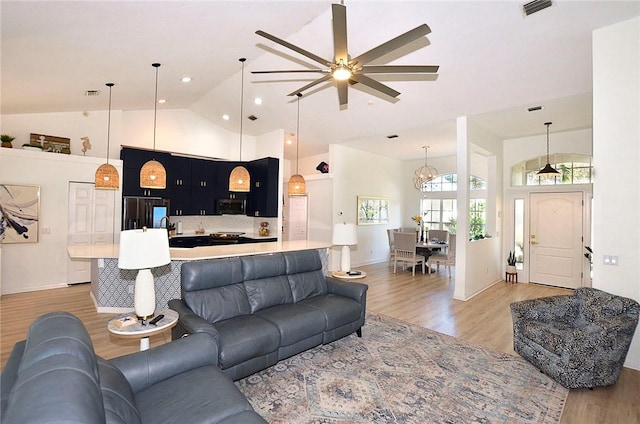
left=529, top=192, right=583, bottom=288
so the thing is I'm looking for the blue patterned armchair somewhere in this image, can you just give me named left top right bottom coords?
left=510, top=287, right=639, bottom=389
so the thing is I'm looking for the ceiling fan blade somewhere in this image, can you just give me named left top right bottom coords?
left=351, top=24, right=432, bottom=66
left=337, top=79, right=348, bottom=106
left=361, top=65, right=439, bottom=74
left=286, top=74, right=333, bottom=96
left=251, top=69, right=329, bottom=74
left=332, top=3, right=348, bottom=63
left=256, top=30, right=331, bottom=67
left=350, top=74, right=400, bottom=98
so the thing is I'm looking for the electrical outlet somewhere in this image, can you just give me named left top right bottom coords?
left=128, top=285, right=134, bottom=294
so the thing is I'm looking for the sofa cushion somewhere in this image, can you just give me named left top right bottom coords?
left=242, top=253, right=293, bottom=313
left=98, top=358, right=141, bottom=424
left=299, top=295, right=362, bottom=330
left=214, top=315, right=280, bottom=369
left=256, top=303, right=327, bottom=346
left=135, top=365, right=262, bottom=424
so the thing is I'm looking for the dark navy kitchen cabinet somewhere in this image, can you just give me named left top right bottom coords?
left=246, top=157, right=279, bottom=217
left=121, top=147, right=172, bottom=198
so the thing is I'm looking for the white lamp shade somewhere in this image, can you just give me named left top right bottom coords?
left=332, top=223, right=358, bottom=246
left=118, top=228, right=170, bottom=270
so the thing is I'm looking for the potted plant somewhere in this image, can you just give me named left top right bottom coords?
left=1, top=134, right=15, bottom=148
left=506, top=251, right=517, bottom=273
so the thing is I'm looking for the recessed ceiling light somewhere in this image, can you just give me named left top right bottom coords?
left=286, top=139, right=293, bottom=145
left=254, top=97, right=262, bottom=105
left=181, top=76, right=192, bottom=83
left=158, top=99, right=166, bottom=104
left=222, top=114, right=230, bottom=121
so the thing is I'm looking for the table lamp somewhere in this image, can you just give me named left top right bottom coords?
left=118, top=227, right=170, bottom=320
left=332, top=223, right=358, bottom=272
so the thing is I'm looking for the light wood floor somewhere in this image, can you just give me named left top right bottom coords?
left=1, top=262, right=638, bottom=423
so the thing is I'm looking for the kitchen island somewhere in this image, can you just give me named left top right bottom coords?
left=68, top=240, right=331, bottom=313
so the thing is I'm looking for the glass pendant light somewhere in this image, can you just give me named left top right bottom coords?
left=140, top=63, right=167, bottom=189
left=95, top=82, right=120, bottom=189
left=229, top=58, right=251, bottom=192
left=413, top=145, right=438, bottom=191
left=288, top=93, right=306, bottom=195
left=537, top=122, right=560, bottom=176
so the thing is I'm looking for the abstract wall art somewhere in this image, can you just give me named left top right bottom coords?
left=0, top=184, right=40, bottom=243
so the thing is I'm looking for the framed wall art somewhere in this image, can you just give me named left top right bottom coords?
left=0, top=184, right=40, bottom=243
left=357, top=196, right=389, bottom=225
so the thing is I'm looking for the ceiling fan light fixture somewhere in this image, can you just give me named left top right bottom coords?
left=332, top=61, right=352, bottom=81
left=95, top=82, right=119, bottom=190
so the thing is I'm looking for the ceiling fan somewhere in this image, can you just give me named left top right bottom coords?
left=252, top=2, right=439, bottom=107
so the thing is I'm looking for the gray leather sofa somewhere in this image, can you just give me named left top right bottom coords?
left=1, top=311, right=266, bottom=424
left=168, top=249, right=368, bottom=381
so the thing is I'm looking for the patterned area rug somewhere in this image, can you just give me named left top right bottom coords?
left=236, top=312, right=568, bottom=423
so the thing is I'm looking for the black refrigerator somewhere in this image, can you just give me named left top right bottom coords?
left=122, top=196, right=170, bottom=230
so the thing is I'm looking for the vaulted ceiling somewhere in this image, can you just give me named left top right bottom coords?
left=2, top=1, right=638, bottom=160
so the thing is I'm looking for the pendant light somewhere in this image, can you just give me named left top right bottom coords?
left=288, top=92, right=306, bottom=195
left=140, top=63, right=167, bottom=189
left=229, top=57, right=251, bottom=192
left=537, top=121, right=560, bottom=176
left=413, top=145, right=438, bottom=191
left=95, top=82, right=120, bottom=189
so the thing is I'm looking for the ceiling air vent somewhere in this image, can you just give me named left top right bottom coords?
left=85, top=90, right=101, bottom=97
left=386, top=134, right=398, bottom=139
left=247, top=115, right=258, bottom=121
left=523, top=0, right=552, bottom=16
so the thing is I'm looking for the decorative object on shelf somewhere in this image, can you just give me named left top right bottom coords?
left=28, top=133, right=70, bottom=154
left=411, top=214, right=424, bottom=242
left=506, top=250, right=517, bottom=273
left=229, top=58, right=251, bottom=192
left=316, top=161, right=329, bottom=173
left=1, top=134, right=15, bottom=148
left=356, top=196, right=390, bottom=225
left=288, top=92, right=306, bottom=195
left=259, top=221, right=270, bottom=236
left=81, top=136, right=92, bottom=155
left=0, top=184, right=40, bottom=244
left=537, top=121, right=560, bottom=176
left=95, top=82, right=120, bottom=190
left=413, top=145, right=438, bottom=191
left=332, top=222, right=358, bottom=272
left=140, top=63, right=167, bottom=189
left=117, top=227, right=170, bottom=320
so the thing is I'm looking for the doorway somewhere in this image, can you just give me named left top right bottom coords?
left=67, top=182, right=116, bottom=284
left=529, top=192, right=584, bottom=289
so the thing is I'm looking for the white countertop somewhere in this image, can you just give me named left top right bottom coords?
left=68, top=240, right=331, bottom=261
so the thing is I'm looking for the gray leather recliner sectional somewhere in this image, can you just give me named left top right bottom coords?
left=168, top=249, right=368, bottom=381
left=1, top=312, right=266, bottom=424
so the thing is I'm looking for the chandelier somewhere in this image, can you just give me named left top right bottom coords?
left=413, top=145, right=438, bottom=191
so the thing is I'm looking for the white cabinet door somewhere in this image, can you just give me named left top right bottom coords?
left=285, top=195, right=308, bottom=241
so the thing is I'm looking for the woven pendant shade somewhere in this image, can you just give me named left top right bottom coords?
left=288, top=174, right=306, bottom=195
left=140, top=160, right=167, bottom=189
left=95, top=82, right=120, bottom=190
left=95, top=163, right=120, bottom=189
left=288, top=93, right=306, bottom=196
left=229, top=165, right=250, bottom=192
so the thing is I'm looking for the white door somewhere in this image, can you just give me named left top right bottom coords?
left=529, top=192, right=583, bottom=288
left=67, top=183, right=115, bottom=284
left=286, top=195, right=308, bottom=241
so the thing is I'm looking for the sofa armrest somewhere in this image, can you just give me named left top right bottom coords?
left=168, top=298, right=221, bottom=343
left=109, top=333, right=218, bottom=393
left=1, top=340, right=26, bottom=421
left=326, top=277, right=368, bottom=304
left=510, top=294, right=577, bottom=324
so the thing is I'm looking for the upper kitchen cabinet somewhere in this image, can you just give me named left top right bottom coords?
left=190, top=158, right=216, bottom=215
left=246, top=157, right=279, bottom=217
left=169, top=155, right=192, bottom=215
left=121, top=147, right=172, bottom=198
left=214, top=161, right=247, bottom=201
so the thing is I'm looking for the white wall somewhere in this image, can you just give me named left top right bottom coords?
left=592, top=17, right=640, bottom=369
left=0, top=148, right=123, bottom=294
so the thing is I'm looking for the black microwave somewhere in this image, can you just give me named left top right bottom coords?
left=215, top=198, right=246, bottom=215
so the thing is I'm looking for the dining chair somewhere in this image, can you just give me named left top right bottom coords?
left=427, top=229, right=449, bottom=243
left=428, top=233, right=456, bottom=277
left=387, top=228, right=399, bottom=267
left=393, top=232, right=426, bottom=276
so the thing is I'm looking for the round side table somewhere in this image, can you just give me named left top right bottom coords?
left=108, top=308, right=178, bottom=351
left=331, top=270, right=367, bottom=280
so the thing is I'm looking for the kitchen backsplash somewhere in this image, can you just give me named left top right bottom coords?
left=170, top=215, right=277, bottom=236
